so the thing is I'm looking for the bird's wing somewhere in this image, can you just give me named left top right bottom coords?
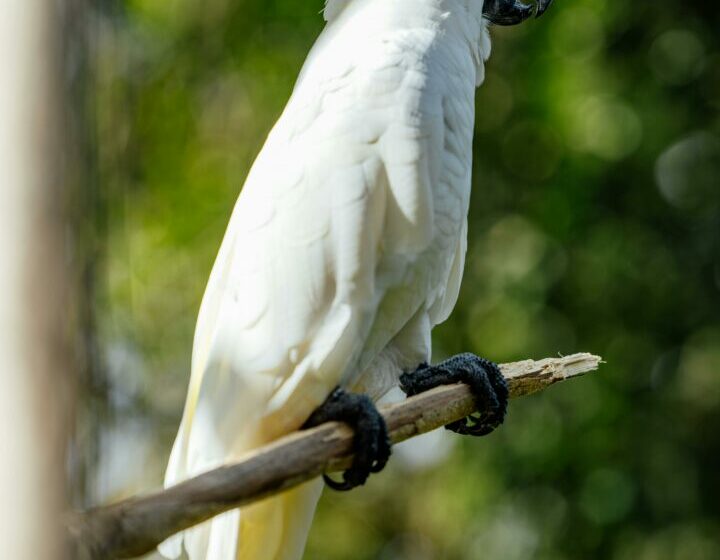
left=181, top=110, right=415, bottom=473
left=161, top=15, right=471, bottom=559
left=181, top=145, right=377, bottom=471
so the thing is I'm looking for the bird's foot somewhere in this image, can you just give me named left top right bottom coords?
left=303, top=388, right=391, bottom=491
left=400, top=353, right=508, bottom=437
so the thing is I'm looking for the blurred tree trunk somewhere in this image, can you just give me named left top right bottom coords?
left=0, top=1, right=80, bottom=558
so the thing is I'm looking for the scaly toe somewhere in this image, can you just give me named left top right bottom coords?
left=303, top=388, right=391, bottom=491
left=401, top=353, right=509, bottom=438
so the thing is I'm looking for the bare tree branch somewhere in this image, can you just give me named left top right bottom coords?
left=65, top=353, right=601, bottom=559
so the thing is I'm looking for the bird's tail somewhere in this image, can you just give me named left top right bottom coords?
left=158, top=416, right=323, bottom=560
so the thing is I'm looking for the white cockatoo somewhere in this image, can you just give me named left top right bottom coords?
left=160, top=0, right=553, bottom=559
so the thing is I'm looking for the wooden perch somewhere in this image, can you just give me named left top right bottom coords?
left=65, top=353, right=601, bottom=559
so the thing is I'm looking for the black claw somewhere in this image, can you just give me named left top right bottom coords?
left=322, top=475, right=355, bottom=492
left=303, top=388, right=391, bottom=492
left=400, top=353, right=508, bottom=437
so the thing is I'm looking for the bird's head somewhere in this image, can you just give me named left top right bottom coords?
left=482, top=0, right=554, bottom=26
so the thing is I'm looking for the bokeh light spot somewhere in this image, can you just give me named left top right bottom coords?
left=649, top=29, right=707, bottom=86
left=655, top=131, right=720, bottom=215
left=677, top=327, right=720, bottom=410
left=569, top=95, right=643, bottom=160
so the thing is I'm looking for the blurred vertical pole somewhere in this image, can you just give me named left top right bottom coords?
left=0, top=1, right=72, bottom=559
left=63, top=0, right=107, bottom=510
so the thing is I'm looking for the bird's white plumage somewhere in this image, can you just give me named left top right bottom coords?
left=161, top=1, right=492, bottom=558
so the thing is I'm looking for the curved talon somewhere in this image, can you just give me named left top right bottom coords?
left=400, top=353, right=508, bottom=438
left=303, top=388, right=390, bottom=492
left=323, top=474, right=356, bottom=492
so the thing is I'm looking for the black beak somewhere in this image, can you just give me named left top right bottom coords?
left=482, top=0, right=554, bottom=26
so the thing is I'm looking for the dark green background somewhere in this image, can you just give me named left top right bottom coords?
left=86, top=0, right=720, bottom=557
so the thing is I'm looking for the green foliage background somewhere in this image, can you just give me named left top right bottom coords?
left=88, top=0, right=720, bottom=558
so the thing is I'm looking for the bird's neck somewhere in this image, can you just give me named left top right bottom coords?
left=323, top=0, right=490, bottom=84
